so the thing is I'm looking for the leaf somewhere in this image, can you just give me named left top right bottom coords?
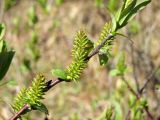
left=98, top=46, right=111, bottom=66
left=98, top=48, right=110, bottom=66
left=0, top=79, right=17, bottom=87
left=117, top=53, right=127, bottom=75
left=98, top=53, right=109, bottom=66
left=140, top=98, right=148, bottom=109
left=28, top=6, right=38, bottom=26
left=0, top=51, right=15, bottom=80
left=51, top=69, right=67, bottom=79
left=109, top=52, right=127, bottom=77
left=120, top=0, right=151, bottom=28
left=128, top=94, right=137, bottom=107
left=109, top=69, right=120, bottom=77
left=111, top=13, right=117, bottom=32
left=119, top=0, right=137, bottom=22
left=7, top=79, right=18, bottom=87
left=0, top=23, right=5, bottom=40
left=55, top=0, right=64, bottom=6
left=32, top=102, right=49, bottom=114
left=111, top=100, right=123, bottom=120
left=0, top=40, right=7, bottom=53
left=108, top=0, right=119, bottom=12
left=105, top=107, right=114, bottom=120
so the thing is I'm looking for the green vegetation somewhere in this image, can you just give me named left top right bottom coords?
left=0, top=24, right=15, bottom=80
left=0, top=0, right=158, bottom=120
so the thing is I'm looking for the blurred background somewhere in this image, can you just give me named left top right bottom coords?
left=0, top=0, right=160, bottom=119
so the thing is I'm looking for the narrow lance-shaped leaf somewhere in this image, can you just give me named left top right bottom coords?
left=0, top=40, right=7, bottom=53
left=0, top=51, right=15, bottom=80
left=119, top=0, right=137, bottom=23
left=120, top=0, right=151, bottom=28
left=0, top=23, right=5, bottom=40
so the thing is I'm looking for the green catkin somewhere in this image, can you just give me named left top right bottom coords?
left=95, top=22, right=113, bottom=48
left=12, top=74, right=46, bottom=113
left=12, top=88, right=28, bottom=112
left=66, top=30, right=93, bottom=81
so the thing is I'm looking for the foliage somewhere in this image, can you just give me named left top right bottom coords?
left=27, top=6, right=38, bottom=27
left=112, top=0, right=151, bottom=31
left=95, top=0, right=104, bottom=8
left=55, top=0, right=64, bottom=6
left=27, top=32, right=40, bottom=61
left=37, top=0, right=51, bottom=13
left=0, top=23, right=15, bottom=80
left=108, top=0, right=120, bottom=12
left=109, top=53, right=127, bottom=76
left=4, top=0, right=18, bottom=11
left=97, top=107, right=114, bottom=120
left=51, top=69, right=67, bottom=79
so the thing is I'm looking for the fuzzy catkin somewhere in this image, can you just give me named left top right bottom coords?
left=12, top=74, right=46, bottom=112
left=66, top=30, right=93, bottom=81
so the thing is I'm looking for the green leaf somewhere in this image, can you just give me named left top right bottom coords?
left=28, top=6, right=38, bottom=26
left=111, top=13, right=117, bottom=32
left=105, top=107, right=114, bottom=120
left=128, top=94, right=137, bottom=107
left=120, top=0, right=151, bottom=28
left=140, top=98, right=148, bottom=109
left=98, top=46, right=112, bottom=66
left=7, top=79, right=18, bottom=87
left=0, top=51, right=15, bottom=80
left=108, top=0, right=120, bottom=12
left=51, top=69, right=67, bottom=79
left=109, top=52, right=127, bottom=77
left=0, top=23, right=5, bottom=40
left=55, top=0, right=64, bottom=6
left=0, top=40, right=7, bottom=53
left=0, top=79, right=17, bottom=87
left=109, top=69, right=120, bottom=77
left=98, top=53, right=109, bottom=66
left=119, top=0, right=137, bottom=22
left=117, top=53, right=127, bottom=75
left=32, top=102, right=49, bottom=114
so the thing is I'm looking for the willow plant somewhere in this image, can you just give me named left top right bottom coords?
left=11, top=0, right=151, bottom=119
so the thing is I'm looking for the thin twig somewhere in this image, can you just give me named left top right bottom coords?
left=121, top=76, right=154, bottom=120
left=125, top=110, right=131, bottom=120
left=122, top=76, right=139, bottom=99
left=44, top=78, right=65, bottom=92
left=139, top=65, right=160, bottom=94
left=131, top=43, right=140, bottom=93
left=86, top=33, right=114, bottom=60
left=9, top=104, right=30, bottom=120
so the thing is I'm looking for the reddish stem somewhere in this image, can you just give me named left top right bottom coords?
left=9, top=104, right=30, bottom=120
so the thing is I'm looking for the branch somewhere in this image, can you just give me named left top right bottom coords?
left=85, top=33, right=114, bottom=61
left=139, top=64, right=160, bottom=94
left=130, top=42, right=140, bottom=93
left=9, top=104, right=30, bottom=120
left=9, top=34, right=114, bottom=120
left=121, top=76, right=154, bottom=120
